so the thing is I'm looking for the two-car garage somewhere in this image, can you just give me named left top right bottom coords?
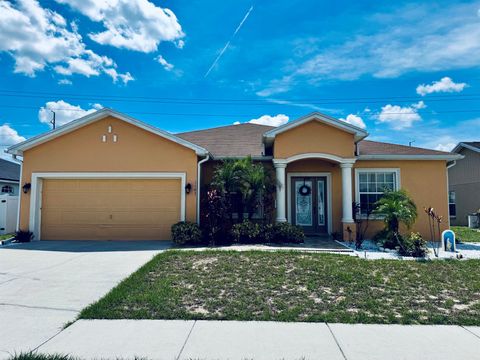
left=40, top=178, right=182, bottom=241
left=8, top=109, right=207, bottom=241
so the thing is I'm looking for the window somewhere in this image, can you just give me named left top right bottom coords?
left=1, top=185, right=13, bottom=194
left=449, top=191, right=456, bottom=218
left=356, top=169, right=399, bottom=215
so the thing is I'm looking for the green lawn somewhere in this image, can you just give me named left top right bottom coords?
left=80, top=250, right=480, bottom=325
left=0, top=233, right=13, bottom=240
left=452, top=226, right=480, bottom=243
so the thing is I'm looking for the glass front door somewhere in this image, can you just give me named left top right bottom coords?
left=291, top=177, right=328, bottom=234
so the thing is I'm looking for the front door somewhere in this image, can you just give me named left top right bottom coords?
left=291, top=177, right=328, bottom=234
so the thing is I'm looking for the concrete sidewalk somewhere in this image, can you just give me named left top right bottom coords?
left=36, top=320, right=480, bottom=360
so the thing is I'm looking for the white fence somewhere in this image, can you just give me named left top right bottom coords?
left=0, top=195, right=18, bottom=235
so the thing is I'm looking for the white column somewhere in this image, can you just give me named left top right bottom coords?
left=340, top=162, right=354, bottom=223
left=274, top=161, right=287, bottom=222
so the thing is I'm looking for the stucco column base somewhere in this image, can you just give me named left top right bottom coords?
left=342, top=222, right=356, bottom=242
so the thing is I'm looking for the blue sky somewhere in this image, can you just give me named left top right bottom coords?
left=0, top=0, right=479, bottom=158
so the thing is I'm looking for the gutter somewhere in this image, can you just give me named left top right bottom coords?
left=196, top=154, right=210, bottom=225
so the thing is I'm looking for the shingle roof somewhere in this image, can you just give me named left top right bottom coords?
left=462, top=142, right=480, bottom=150
left=177, top=123, right=275, bottom=158
left=176, top=123, right=455, bottom=158
left=357, top=140, right=453, bottom=156
left=0, top=158, right=20, bottom=182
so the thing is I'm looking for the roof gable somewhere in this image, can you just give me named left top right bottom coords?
left=263, top=112, right=369, bottom=143
left=452, top=142, right=480, bottom=154
left=7, top=108, right=208, bottom=156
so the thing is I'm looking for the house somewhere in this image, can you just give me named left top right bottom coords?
left=448, top=142, right=480, bottom=226
left=7, top=108, right=462, bottom=241
left=0, top=158, right=20, bottom=196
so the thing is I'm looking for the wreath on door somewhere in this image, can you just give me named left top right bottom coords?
left=298, top=178, right=311, bottom=196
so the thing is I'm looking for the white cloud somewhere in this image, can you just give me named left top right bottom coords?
left=377, top=101, right=426, bottom=130
left=340, top=114, right=366, bottom=129
left=248, top=114, right=289, bottom=127
left=155, top=55, right=174, bottom=71
left=58, top=79, right=72, bottom=85
left=0, top=0, right=131, bottom=82
left=38, top=100, right=102, bottom=127
left=257, top=3, right=480, bottom=96
left=0, top=124, right=26, bottom=159
left=416, top=77, right=467, bottom=96
left=435, top=142, right=456, bottom=152
left=56, top=0, right=184, bottom=53
left=0, top=124, right=26, bottom=145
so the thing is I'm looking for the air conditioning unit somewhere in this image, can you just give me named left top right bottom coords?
left=468, top=214, right=480, bottom=229
left=0, top=195, right=18, bottom=235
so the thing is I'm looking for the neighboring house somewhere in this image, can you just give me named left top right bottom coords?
left=7, top=108, right=461, bottom=241
left=449, top=142, right=480, bottom=226
left=0, top=158, right=20, bottom=196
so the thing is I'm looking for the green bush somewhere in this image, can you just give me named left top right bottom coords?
left=171, top=221, right=202, bottom=246
left=231, top=220, right=262, bottom=244
left=373, top=229, right=398, bottom=249
left=399, top=232, right=427, bottom=258
left=271, top=222, right=305, bottom=244
left=15, top=230, right=33, bottom=243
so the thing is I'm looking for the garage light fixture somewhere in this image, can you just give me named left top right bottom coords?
left=185, top=183, right=192, bottom=194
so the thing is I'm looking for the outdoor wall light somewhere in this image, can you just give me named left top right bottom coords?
left=185, top=183, right=192, bottom=194
left=22, top=183, right=31, bottom=194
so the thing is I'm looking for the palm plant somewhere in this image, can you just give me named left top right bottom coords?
left=374, top=189, right=417, bottom=242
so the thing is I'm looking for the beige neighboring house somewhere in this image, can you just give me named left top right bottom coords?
left=449, top=142, right=480, bottom=226
left=7, top=108, right=462, bottom=241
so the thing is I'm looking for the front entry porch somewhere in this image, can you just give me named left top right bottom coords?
left=273, top=153, right=357, bottom=241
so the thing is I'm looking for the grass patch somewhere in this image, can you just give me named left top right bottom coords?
left=80, top=250, right=480, bottom=325
left=0, top=233, right=14, bottom=240
left=9, top=354, right=75, bottom=360
left=452, top=226, right=480, bottom=243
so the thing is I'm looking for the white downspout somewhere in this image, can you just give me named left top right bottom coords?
left=196, top=154, right=210, bottom=224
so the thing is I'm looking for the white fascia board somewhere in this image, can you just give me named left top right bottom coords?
left=7, top=108, right=208, bottom=156
left=263, top=112, right=369, bottom=142
left=452, top=142, right=480, bottom=154
left=357, top=154, right=464, bottom=161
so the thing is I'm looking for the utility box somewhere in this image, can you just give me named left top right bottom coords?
left=0, top=195, right=18, bottom=235
left=468, top=214, right=479, bottom=229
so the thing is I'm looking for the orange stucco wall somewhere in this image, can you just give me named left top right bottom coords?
left=354, top=160, right=449, bottom=239
left=284, top=159, right=449, bottom=240
left=19, top=116, right=198, bottom=231
left=274, top=121, right=355, bottom=158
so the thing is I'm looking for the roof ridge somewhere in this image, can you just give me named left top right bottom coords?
left=176, top=122, right=274, bottom=135
left=360, top=139, right=451, bottom=154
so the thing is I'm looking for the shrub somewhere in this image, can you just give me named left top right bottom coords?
left=373, top=229, right=398, bottom=249
left=231, top=220, right=262, bottom=244
left=171, top=221, right=202, bottom=246
left=399, top=232, right=427, bottom=258
left=271, top=222, right=304, bottom=244
left=15, top=230, right=33, bottom=243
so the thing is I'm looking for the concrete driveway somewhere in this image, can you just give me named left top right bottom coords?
left=0, top=241, right=170, bottom=359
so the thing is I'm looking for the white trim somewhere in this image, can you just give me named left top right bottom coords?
left=7, top=108, right=208, bottom=156
left=357, top=154, right=463, bottom=161
left=264, top=112, right=369, bottom=142
left=15, top=161, right=22, bottom=231
left=354, top=168, right=401, bottom=217
left=0, top=179, right=20, bottom=184
left=287, top=172, right=333, bottom=234
left=275, top=153, right=357, bottom=165
left=452, top=142, right=480, bottom=154
left=197, top=155, right=210, bottom=224
left=29, top=172, right=186, bottom=241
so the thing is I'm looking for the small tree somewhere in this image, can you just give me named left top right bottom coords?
left=424, top=207, right=443, bottom=257
left=352, top=202, right=373, bottom=250
left=374, top=189, right=418, bottom=248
